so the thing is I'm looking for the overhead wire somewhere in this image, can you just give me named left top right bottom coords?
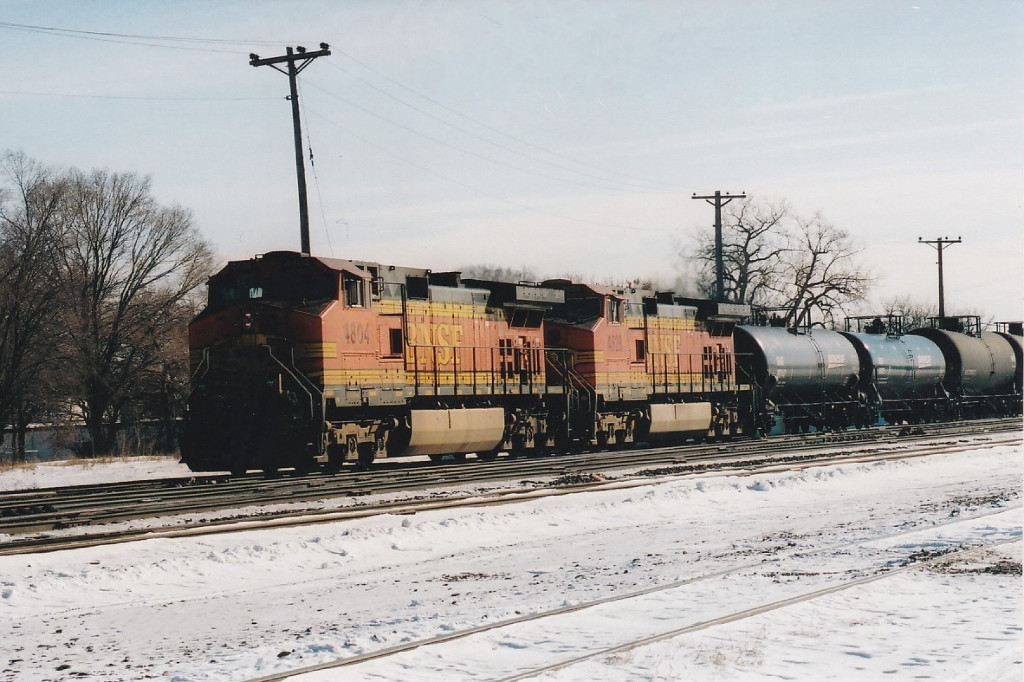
left=324, top=59, right=669, bottom=193
left=299, top=76, right=645, bottom=195
left=0, top=20, right=287, bottom=53
left=1, top=19, right=682, bottom=197
left=302, top=103, right=667, bottom=236
left=0, top=89, right=277, bottom=102
left=0, top=19, right=680, bottom=234
left=332, top=48, right=680, bottom=192
left=297, top=79, right=336, bottom=257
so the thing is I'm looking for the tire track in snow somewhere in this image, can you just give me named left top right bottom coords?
left=251, top=502, right=1022, bottom=681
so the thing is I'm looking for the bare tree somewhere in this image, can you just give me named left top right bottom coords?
left=774, top=212, right=872, bottom=329
left=55, top=167, right=214, bottom=455
left=687, top=198, right=871, bottom=327
left=690, top=199, right=789, bottom=305
left=0, top=152, right=68, bottom=461
left=459, top=263, right=539, bottom=283
left=117, top=297, right=198, bottom=453
left=881, top=296, right=934, bottom=332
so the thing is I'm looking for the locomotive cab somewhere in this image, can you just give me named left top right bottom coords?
left=184, top=252, right=357, bottom=474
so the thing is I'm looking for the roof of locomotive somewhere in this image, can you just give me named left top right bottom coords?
left=542, top=279, right=620, bottom=299
left=210, top=251, right=371, bottom=282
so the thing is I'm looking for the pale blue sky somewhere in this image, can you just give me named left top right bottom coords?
left=1, top=1, right=1021, bottom=321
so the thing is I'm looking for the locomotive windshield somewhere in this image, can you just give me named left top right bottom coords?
left=208, top=266, right=337, bottom=310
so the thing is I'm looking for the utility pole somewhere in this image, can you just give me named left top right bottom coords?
left=250, top=43, right=331, bottom=256
left=918, top=236, right=961, bottom=321
left=692, top=190, right=746, bottom=302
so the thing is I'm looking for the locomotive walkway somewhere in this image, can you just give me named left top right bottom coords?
left=0, top=418, right=1019, bottom=556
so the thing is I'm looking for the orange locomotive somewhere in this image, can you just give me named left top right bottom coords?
left=541, top=282, right=752, bottom=452
left=181, top=251, right=752, bottom=474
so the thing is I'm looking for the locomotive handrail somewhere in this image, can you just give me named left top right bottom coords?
left=264, top=344, right=321, bottom=426
left=646, top=350, right=740, bottom=395
left=405, top=342, right=546, bottom=397
left=186, top=349, right=211, bottom=398
left=545, top=348, right=597, bottom=441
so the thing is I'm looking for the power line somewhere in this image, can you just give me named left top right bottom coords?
left=302, top=104, right=663, bottom=236
left=297, top=79, right=335, bottom=258
left=0, top=20, right=683, bottom=195
left=0, top=20, right=289, bottom=53
left=300, top=76, right=649, bottom=195
left=332, top=49, right=679, bottom=192
left=325, top=59, right=671, bottom=193
left=0, top=89, right=276, bottom=102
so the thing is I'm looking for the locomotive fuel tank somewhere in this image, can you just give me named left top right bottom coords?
left=909, top=329, right=1018, bottom=397
left=734, top=326, right=860, bottom=404
left=839, top=332, right=945, bottom=401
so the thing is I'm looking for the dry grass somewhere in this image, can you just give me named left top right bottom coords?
left=0, top=458, right=36, bottom=473
left=0, top=452, right=181, bottom=472
left=58, top=452, right=181, bottom=467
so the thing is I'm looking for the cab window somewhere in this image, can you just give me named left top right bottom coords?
left=607, top=298, right=622, bottom=323
left=343, top=275, right=365, bottom=307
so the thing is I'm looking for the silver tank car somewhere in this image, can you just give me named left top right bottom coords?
left=840, top=331, right=946, bottom=423
left=734, top=326, right=861, bottom=432
left=909, top=328, right=1019, bottom=418
left=995, top=332, right=1023, bottom=393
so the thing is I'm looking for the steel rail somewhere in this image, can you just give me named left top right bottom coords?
left=244, top=503, right=1021, bottom=682
left=495, top=537, right=1023, bottom=682
left=0, top=419, right=1017, bottom=538
left=2, top=417, right=1013, bottom=523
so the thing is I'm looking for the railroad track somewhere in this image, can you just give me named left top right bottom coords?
left=0, top=418, right=1018, bottom=556
left=247, top=502, right=1022, bottom=681
left=0, top=418, right=1017, bottom=538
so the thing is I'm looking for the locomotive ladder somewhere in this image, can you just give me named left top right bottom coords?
left=546, top=351, right=597, bottom=443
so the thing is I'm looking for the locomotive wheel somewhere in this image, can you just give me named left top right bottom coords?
left=292, top=457, right=315, bottom=475
left=526, top=444, right=549, bottom=458
left=184, top=459, right=209, bottom=473
left=356, top=443, right=375, bottom=469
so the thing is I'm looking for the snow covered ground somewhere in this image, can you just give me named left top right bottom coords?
left=0, top=455, right=191, bottom=492
left=0, top=437, right=1020, bottom=681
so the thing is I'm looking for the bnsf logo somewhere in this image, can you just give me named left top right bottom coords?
left=406, top=322, right=465, bottom=365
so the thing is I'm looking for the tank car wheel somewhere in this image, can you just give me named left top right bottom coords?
left=429, top=454, right=444, bottom=463
left=453, top=453, right=468, bottom=463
